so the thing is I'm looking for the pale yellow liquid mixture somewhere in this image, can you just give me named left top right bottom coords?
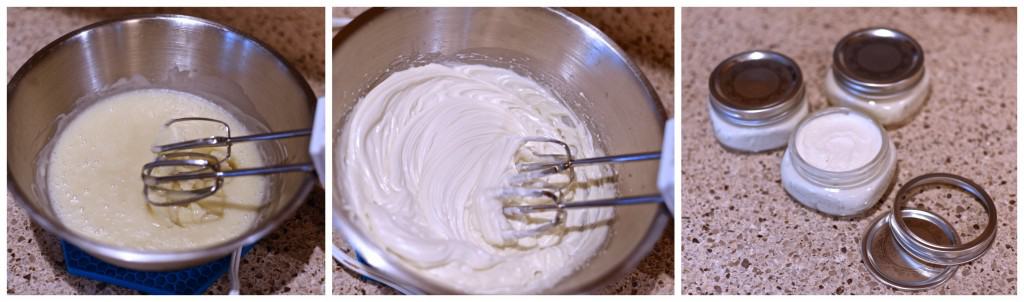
left=47, top=89, right=266, bottom=251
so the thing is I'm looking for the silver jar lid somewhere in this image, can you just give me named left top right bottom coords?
left=833, top=27, right=925, bottom=96
left=861, top=173, right=998, bottom=290
left=861, top=208, right=959, bottom=290
left=709, top=50, right=805, bottom=126
left=890, top=173, right=997, bottom=266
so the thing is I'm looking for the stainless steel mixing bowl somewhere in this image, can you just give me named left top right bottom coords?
left=7, top=14, right=317, bottom=271
left=332, top=8, right=669, bottom=294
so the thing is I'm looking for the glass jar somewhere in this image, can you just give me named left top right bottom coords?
left=781, top=107, right=897, bottom=216
left=708, top=50, right=808, bottom=153
left=825, top=27, right=929, bottom=128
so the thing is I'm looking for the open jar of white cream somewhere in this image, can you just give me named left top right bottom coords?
left=825, top=27, right=929, bottom=128
left=708, top=50, right=808, bottom=153
left=781, top=107, right=897, bottom=216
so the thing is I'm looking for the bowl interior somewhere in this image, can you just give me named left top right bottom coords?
left=332, top=8, right=667, bottom=293
left=7, top=15, right=316, bottom=270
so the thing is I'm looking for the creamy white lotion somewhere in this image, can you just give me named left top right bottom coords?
left=47, top=89, right=266, bottom=251
left=825, top=69, right=930, bottom=127
left=338, top=63, right=614, bottom=293
left=781, top=107, right=896, bottom=216
left=709, top=98, right=808, bottom=152
left=794, top=111, right=883, bottom=172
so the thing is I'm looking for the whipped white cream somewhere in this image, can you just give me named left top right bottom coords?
left=781, top=107, right=896, bottom=216
left=794, top=111, right=883, bottom=172
left=338, top=63, right=615, bottom=293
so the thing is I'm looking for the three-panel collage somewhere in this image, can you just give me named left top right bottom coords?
left=2, top=1, right=1019, bottom=298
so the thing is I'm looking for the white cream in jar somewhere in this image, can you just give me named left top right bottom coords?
left=47, top=89, right=266, bottom=251
left=825, top=27, right=929, bottom=127
left=781, top=107, right=896, bottom=216
left=338, top=63, right=615, bottom=293
left=708, top=50, right=808, bottom=152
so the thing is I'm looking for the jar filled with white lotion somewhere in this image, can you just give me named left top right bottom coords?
left=781, top=107, right=897, bottom=216
left=708, top=50, right=809, bottom=152
left=825, top=27, right=929, bottom=127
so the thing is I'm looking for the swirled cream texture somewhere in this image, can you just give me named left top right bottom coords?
left=794, top=112, right=883, bottom=171
left=47, top=89, right=266, bottom=251
left=339, top=63, right=615, bottom=293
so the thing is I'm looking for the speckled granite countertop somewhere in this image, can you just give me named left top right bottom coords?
left=681, top=7, right=1016, bottom=294
left=6, top=7, right=325, bottom=295
left=330, top=7, right=675, bottom=295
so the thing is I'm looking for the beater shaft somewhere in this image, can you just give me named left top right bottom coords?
left=143, top=163, right=314, bottom=184
left=503, top=194, right=663, bottom=216
left=518, top=151, right=660, bottom=173
left=153, top=129, right=311, bottom=153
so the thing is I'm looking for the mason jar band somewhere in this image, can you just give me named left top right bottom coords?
left=889, top=173, right=997, bottom=266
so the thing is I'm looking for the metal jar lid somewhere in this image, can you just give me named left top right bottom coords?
left=709, top=50, right=805, bottom=126
left=861, top=173, right=998, bottom=290
left=890, top=173, right=998, bottom=266
left=861, top=208, right=960, bottom=290
left=832, top=27, right=925, bottom=96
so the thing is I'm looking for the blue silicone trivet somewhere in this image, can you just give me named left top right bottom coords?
left=61, top=240, right=253, bottom=295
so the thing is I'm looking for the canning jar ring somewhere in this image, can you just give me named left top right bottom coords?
left=890, top=173, right=997, bottom=265
left=861, top=208, right=959, bottom=290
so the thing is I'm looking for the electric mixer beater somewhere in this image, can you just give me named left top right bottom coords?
left=139, top=99, right=325, bottom=294
left=499, top=120, right=675, bottom=238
